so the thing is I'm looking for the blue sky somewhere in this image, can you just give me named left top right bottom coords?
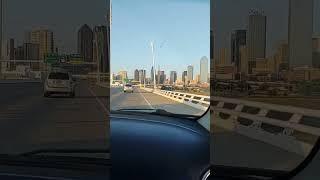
left=111, top=0, right=210, bottom=79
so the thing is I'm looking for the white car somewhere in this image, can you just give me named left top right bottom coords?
left=124, top=84, right=134, bottom=93
left=44, top=70, right=75, bottom=97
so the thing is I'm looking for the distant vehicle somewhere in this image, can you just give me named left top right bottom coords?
left=124, top=84, right=134, bottom=93
left=44, top=70, right=75, bottom=98
left=161, top=86, right=174, bottom=91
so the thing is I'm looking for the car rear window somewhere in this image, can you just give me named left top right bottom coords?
left=125, top=84, right=132, bottom=87
left=48, top=72, right=69, bottom=80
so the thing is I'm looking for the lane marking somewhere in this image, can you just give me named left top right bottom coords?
left=139, top=88, right=154, bottom=109
left=87, top=87, right=109, bottom=115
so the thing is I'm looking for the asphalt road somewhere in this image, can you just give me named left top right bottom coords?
left=0, top=80, right=109, bottom=154
left=110, top=86, right=205, bottom=115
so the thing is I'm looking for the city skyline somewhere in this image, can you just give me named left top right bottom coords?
left=111, top=0, right=210, bottom=78
left=3, top=0, right=108, bottom=54
left=213, top=0, right=320, bottom=62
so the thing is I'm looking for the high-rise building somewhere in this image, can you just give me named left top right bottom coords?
left=93, top=25, right=109, bottom=73
left=2, top=39, right=14, bottom=60
left=218, top=48, right=229, bottom=65
left=231, top=30, right=246, bottom=72
left=248, top=10, right=266, bottom=62
left=169, top=71, right=177, bottom=84
left=288, top=0, right=313, bottom=68
left=78, top=24, right=93, bottom=62
left=200, top=56, right=209, bottom=83
left=158, top=71, right=165, bottom=84
left=151, top=66, right=154, bottom=82
left=187, top=65, right=194, bottom=82
left=313, top=37, right=320, bottom=68
left=134, top=69, right=139, bottom=81
left=14, top=46, right=24, bottom=60
left=182, top=71, right=187, bottom=84
left=23, top=43, right=39, bottom=60
left=29, top=29, right=54, bottom=60
left=138, top=69, right=146, bottom=83
left=24, top=43, right=40, bottom=70
left=239, top=46, right=248, bottom=75
left=118, top=71, right=127, bottom=82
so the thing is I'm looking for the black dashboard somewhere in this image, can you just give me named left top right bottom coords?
left=0, top=112, right=209, bottom=180
left=110, top=112, right=210, bottom=180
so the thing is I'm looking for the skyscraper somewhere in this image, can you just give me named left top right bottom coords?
left=288, top=0, right=313, bottom=68
left=159, top=71, right=165, bottom=84
left=134, top=69, right=139, bottom=81
left=231, top=30, right=246, bottom=72
left=187, top=65, right=194, bottom=82
left=78, top=24, right=93, bottom=62
left=138, top=69, right=146, bottom=83
left=29, top=29, right=54, bottom=60
left=200, top=56, right=209, bottom=83
left=248, top=10, right=266, bottom=61
left=151, top=66, right=154, bottom=82
left=93, top=25, right=109, bottom=73
left=182, top=71, right=187, bottom=84
left=170, top=71, right=177, bottom=84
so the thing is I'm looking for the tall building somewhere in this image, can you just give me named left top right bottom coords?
left=182, top=71, right=187, bottom=84
left=231, top=30, right=246, bottom=72
left=218, top=48, right=229, bottom=65
left=239, top=46, right=248, bottom=75
left=24, top=43, right=40, bottom=70
left=2, top=39, right=14, bottom=60
left=134, top=69, right=139, bottom=81
left=248, top=10, right=267, bottom=62
left=288, top=0, right=313, bottom=68
left=169, top=71, right=177, bottom=84
left=313, top=37, right=320, bottom=68
left=29, top=29, right=54, bottom=60
left=151, top=66, right=154, bottom=82
left=93, top=25, right=109, bottom=73
left=158, top=71, right=165, bottom=84
left=200, top=56, right=209, bottom=83
left=78, top=24, right=93, bottom=62
left=14, top=46, right=24, bottom=60
left=23, top=43, right=39, bottom=60
left=138, top=69, right=146, bottom=83
left=187, top=65, right=194, bottom=82
left=118, top=71, right=127, bottom=81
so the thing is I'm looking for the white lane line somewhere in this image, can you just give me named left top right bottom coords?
left=87, top=87, right=109, bottom=114
left=139, top=88, right=154, bottom=109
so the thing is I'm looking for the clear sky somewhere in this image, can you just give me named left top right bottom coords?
left=213, top=0, right=320, bottom=62
left=111, top=0, right=210, bottom=79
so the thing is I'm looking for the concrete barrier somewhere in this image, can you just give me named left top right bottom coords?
left=211, top=96, right=320, bottom=156
left=141, top=87, right=209, bottom=111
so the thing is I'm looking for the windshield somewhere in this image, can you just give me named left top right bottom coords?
left=211, top=0, right=320, bottom=178
left=111, top=0, right=210, bottom=127
left=48, top=72, right=69, bottom=80
left=0, top=0, right=110, bottom=158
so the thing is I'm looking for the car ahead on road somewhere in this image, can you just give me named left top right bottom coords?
left=44, top=70, right=76, bottom=98
left=123, top=84, right=134, bottom=93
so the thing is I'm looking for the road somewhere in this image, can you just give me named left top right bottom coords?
left=0, top=80, right=109, bottom=154
left=110, top=86, right=205, bottom=115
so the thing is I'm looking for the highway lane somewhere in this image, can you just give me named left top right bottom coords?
left=110, top=86, right=206, bottom=115
left=0, top=80, right=109, bottom=154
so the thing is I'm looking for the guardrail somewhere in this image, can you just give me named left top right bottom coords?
left=141, top=87, right=210, bottom=111
left=142, top=87, right=320, bottom=156
left=211, top=96, right=320, bottom=156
